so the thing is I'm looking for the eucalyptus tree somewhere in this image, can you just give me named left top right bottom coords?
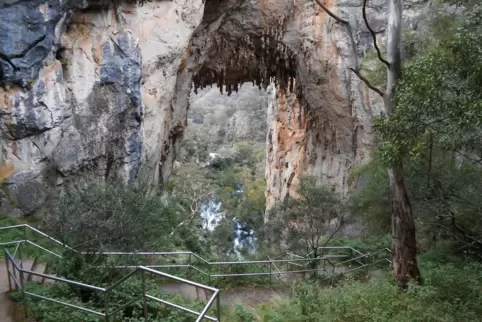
left=313, top=0, right=421, bottom=287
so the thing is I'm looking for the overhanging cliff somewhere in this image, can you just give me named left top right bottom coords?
left=0, top=0, right=429, bottom=215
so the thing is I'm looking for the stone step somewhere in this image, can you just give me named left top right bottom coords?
left=31, top=262, right=47, bottom=283
left=19, top=259, right=35, bottom=272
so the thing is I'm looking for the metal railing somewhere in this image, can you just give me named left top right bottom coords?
left=1, top=224, right=392, bottom=320
left=1, top=225, right=221, bottom=321
left=95, top=245, right=390, bottom=283
left=0, top=225, right=392, bottom=282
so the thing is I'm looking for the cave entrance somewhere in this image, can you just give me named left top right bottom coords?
left=173, top=83, right=272, bottom=256
left=180, top=83, right=271, bottom=172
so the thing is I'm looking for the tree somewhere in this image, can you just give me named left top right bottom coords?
left=246, top=178, right=267, bottom=214
left=313, top=0, right=421, bottom=287
left=267, top=177, right=345, bottom=270
left=165, top=164, right=216, bottom=235
left=373, top=2, right=482, bottom=255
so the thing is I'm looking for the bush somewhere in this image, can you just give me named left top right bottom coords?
left=224, top=255, right=482, bottom=321
left=43, top=178, right=183, bottom=253
left=11, top=273, right=215, bottom=322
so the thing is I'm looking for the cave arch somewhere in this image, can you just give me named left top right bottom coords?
left=169, top=0, right=380, bottom=208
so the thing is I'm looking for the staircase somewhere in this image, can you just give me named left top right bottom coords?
left=21, top=258, right=49, bottom=283
left=0, top=256, right=51, bottom=322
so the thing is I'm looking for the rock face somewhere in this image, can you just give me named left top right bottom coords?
left=175, top=0, right=430, bottom=208
left=0, top=0, right=429, bottom=214
left=0, top=0, right=204, bottom=214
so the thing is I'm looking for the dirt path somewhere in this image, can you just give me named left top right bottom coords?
left=0, top=260, right=15, bottom=322
left=220, top=285, right=292, bottom=306
left=158, top=269, right=387, bottom=308
left=159, top=282, right=292, bottom=307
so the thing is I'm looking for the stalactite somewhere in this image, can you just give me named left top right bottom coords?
left=192, top=13, right=296, bottom=95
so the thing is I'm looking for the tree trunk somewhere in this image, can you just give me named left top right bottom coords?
left=388, top=161, right=421, bottom=288
left=313, top=0, right=422, bottom=288
left=385, top=0, right=421, bottom=288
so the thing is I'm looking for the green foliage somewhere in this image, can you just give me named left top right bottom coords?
left=43, top=178, right=184, bottom=253
left=234, top=305, right=256, bottom=322
left=374, top=4, right=482, bottom=164
left=180, top=84, right=269, bottom=164
left=246, top=178, right=267, bottom=215
left=349, top=158, right=390, bottom=234
left=265, top=177, right=346, bottom=258
left=0, top=216, right=54, bottom=261
left=349, top=149, right=482, bottom=255
left=224, top=254, right=482, bottom=321
left=327, top=235, right=391, bottom=255
left=357, top=5, right=482, bottom=255
left=11, top=277, right=212, bottom=322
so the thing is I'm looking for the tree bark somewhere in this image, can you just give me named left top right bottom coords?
left=385, top=0, right=421, bottom=288
left=388, top=161, right=421, bottom=288
left=312, top=0, right=422, bottom=287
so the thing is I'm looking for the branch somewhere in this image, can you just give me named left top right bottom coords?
left=362, top=0, right=389, bottom=67
left=349, top=68, right=384, bottom=97
left=313, top=0, right=385, bottom=97
left=313, top=0, right=349, bottom=24
left=322, top=218, right=344, bottom=248
left=456, top=151, right=482, bottom=165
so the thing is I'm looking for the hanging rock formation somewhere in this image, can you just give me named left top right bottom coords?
left=0, top=0, right=429, bottom=215
left=173, top=0, right=430, bottom=208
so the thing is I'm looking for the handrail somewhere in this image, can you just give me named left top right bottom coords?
left=1, top=224, right=392, bottom=321
left=3, top=243, right=221, bottom=321
left=0, top=224, right=392, bottom=284
left=196, top=290, right=220, bottom=322
left=0, top=224, right=389, bottom=277
left=0, top=224, right=77, bottom=252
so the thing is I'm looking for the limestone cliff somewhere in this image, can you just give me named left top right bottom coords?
left=0, top=0, right=203, bottom=215
left=0, top=0, right=429, bottom=215
left=173, top=0, right=430, bottom=208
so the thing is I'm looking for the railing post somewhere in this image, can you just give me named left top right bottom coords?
left=23, top=225, right=28, bottom=244
left=188, top=253, right=192, bottom=279
left=269, top=262, right=272, bottom=286
left=142, top=270, right=148, bottom=321
left=104, top=291, right=109, bottom=322
left=18, top=242, right=23, bottom=270
left=18, top=244, right=24, bottom=287
left=208, top=263, right=212, bottom=284
left=4, top=250, right=12, bottom=291
left=216, top=291, right=221, bottom=322
left=18, top=246, right=28, bottom=319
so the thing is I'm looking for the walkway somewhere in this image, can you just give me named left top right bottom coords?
left=0, top=260, right=15, bottom=322
left=159, top=282, right=292, bottom=306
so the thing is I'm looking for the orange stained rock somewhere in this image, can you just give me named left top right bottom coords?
left=0, top=163, right=14, bottom=183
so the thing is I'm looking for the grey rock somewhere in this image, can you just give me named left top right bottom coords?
left=0, top=0, right=432, bottom=216
left=0, top=0, right=88, bottom=86
left=3, top=170, right=45, bottom=215
left=52, top=124, right=85, bottom=176
left=99, top=33, right=143, bottom=180
left=0, top=189, right=24, bottom=217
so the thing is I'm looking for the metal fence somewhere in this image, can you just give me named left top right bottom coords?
left=0, top=224, right=392, bottom=321
left=1, top=225, right=220, bottom=321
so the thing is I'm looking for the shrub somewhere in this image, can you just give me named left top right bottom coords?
left=224, top=255, right=482, bottom=322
